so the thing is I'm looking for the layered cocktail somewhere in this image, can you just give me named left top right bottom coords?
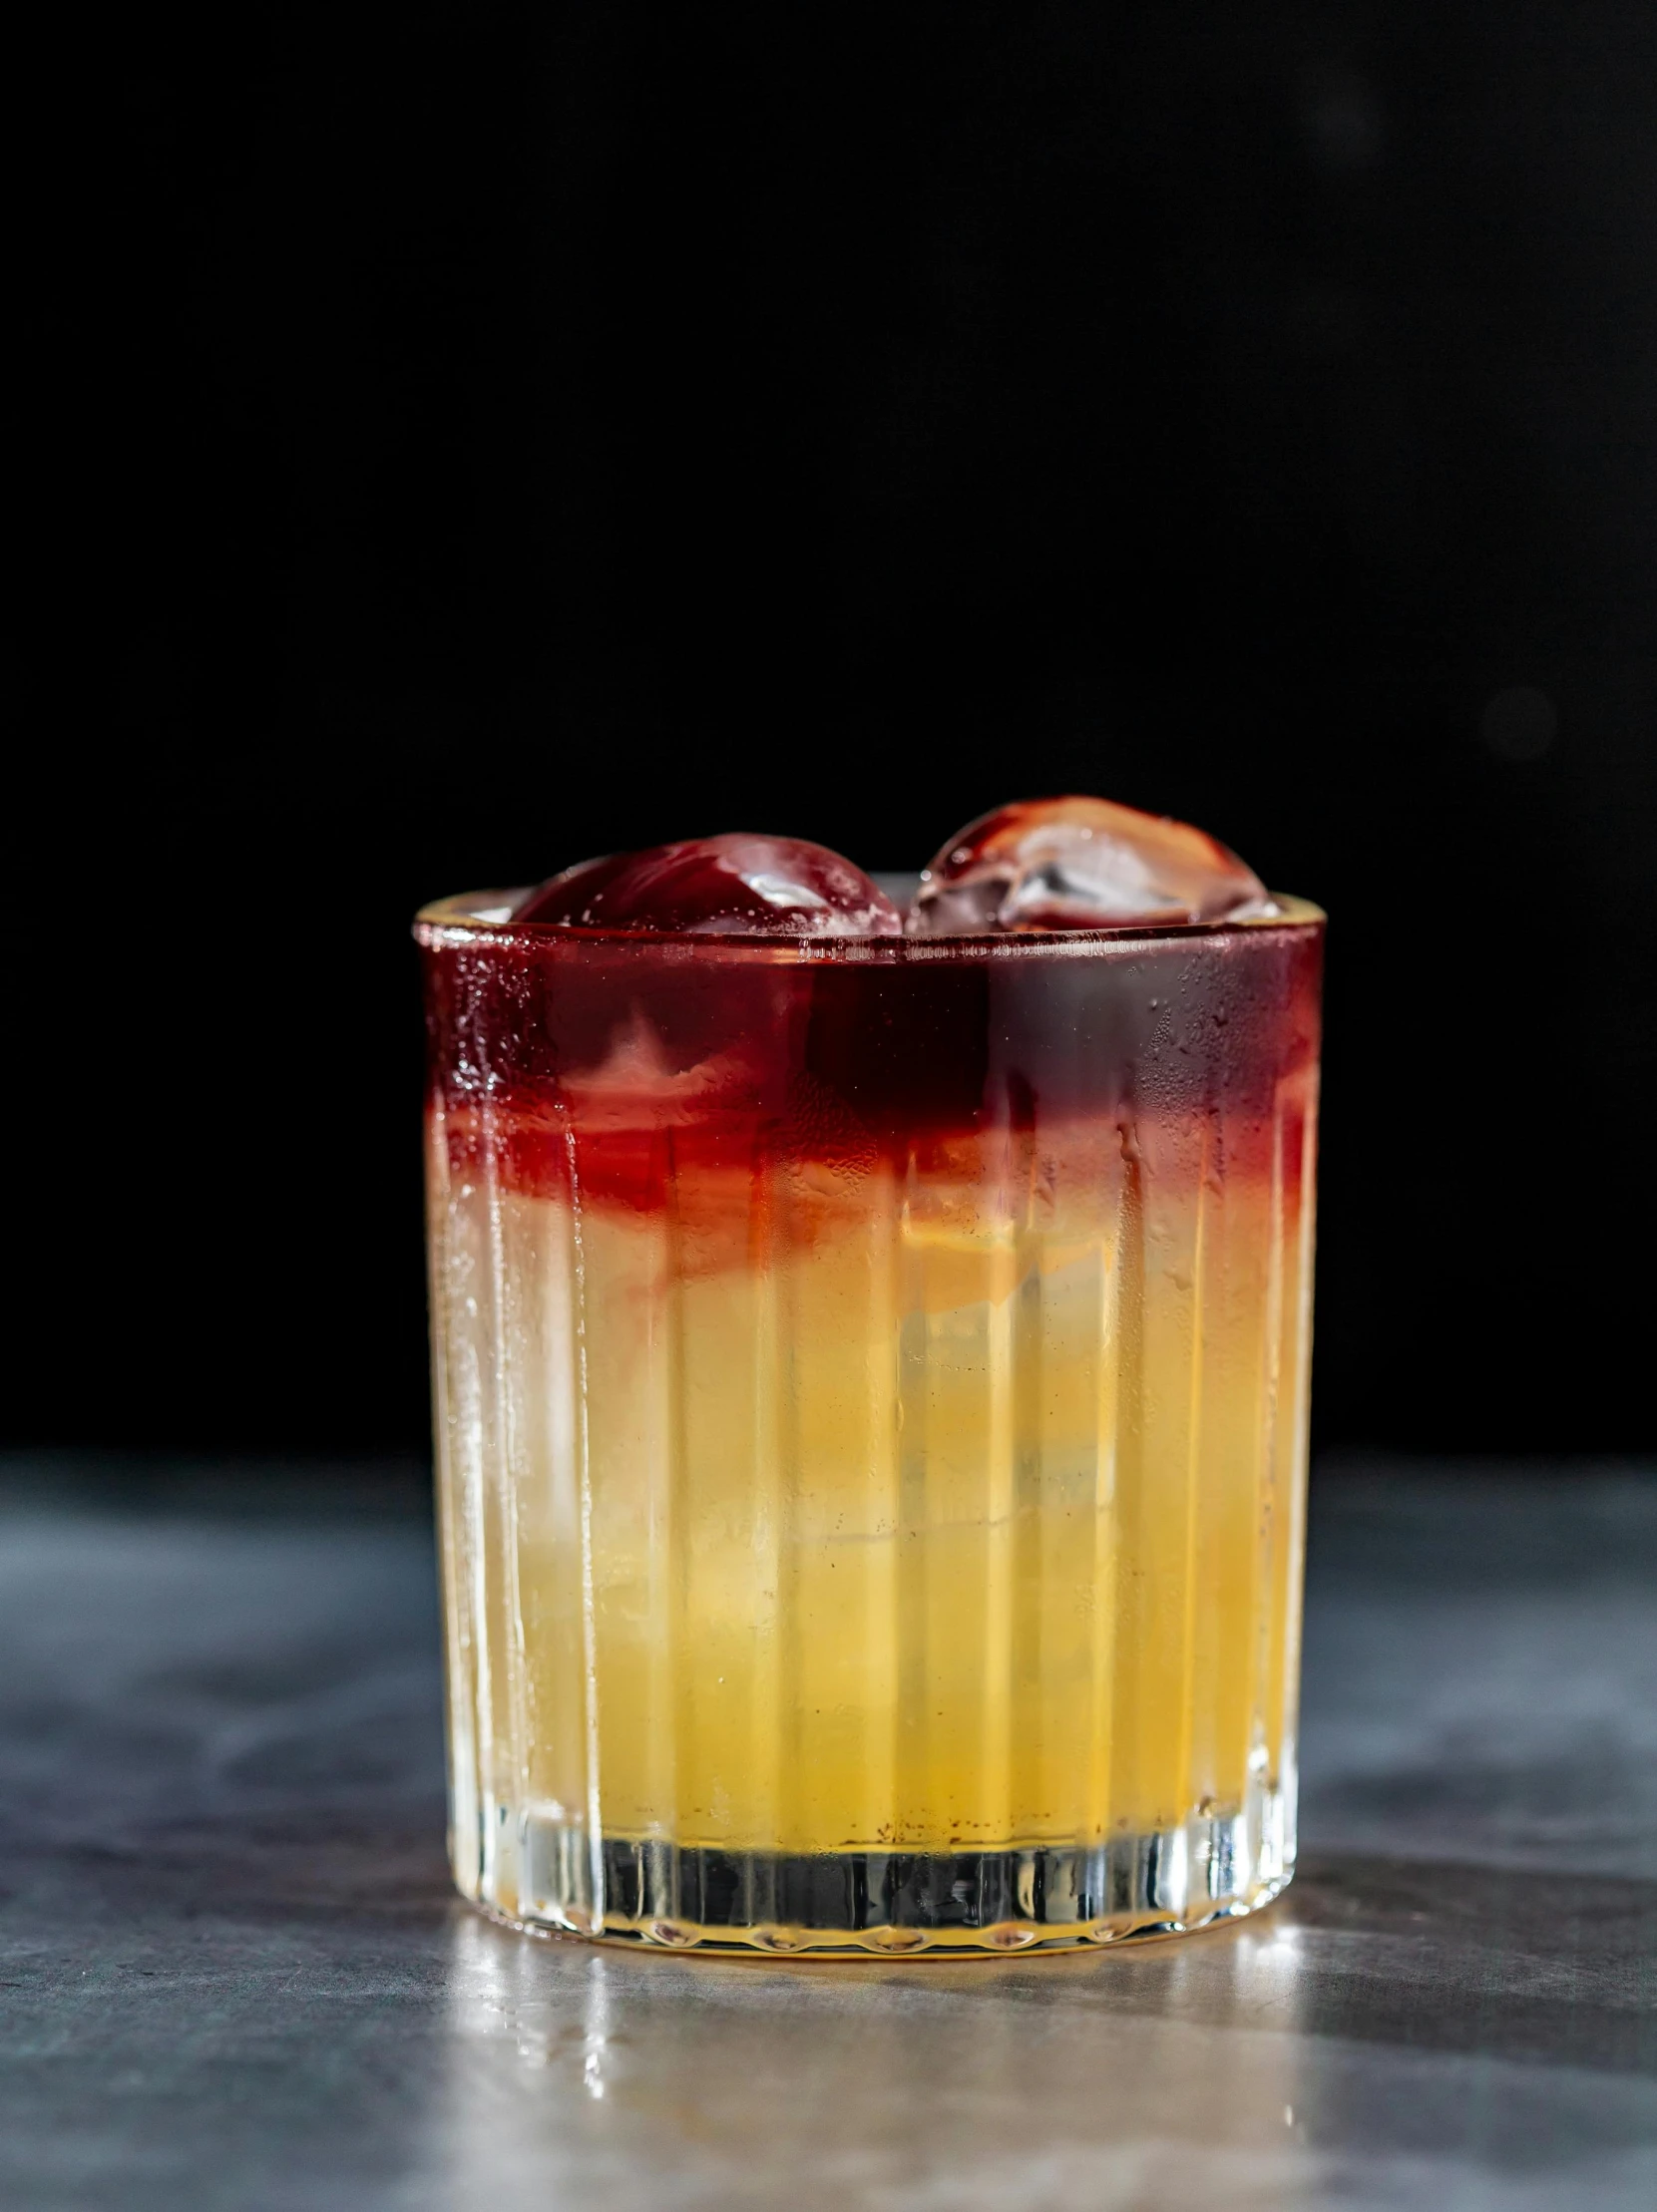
left=418, top=800, right=1322, bottom=1952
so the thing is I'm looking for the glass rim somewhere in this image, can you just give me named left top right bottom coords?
left=413, top=889, right=1324, bottom=961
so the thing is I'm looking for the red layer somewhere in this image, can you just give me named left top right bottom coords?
left=420, top=921, right=1322, bottom=1220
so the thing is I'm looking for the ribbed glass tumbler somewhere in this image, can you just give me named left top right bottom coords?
left=416, top=894, right=1324, bottom=1954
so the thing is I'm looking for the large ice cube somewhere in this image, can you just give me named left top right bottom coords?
left=908, top=796, right=1271, bottom=934
left=513, top=835, right=905, bottom=937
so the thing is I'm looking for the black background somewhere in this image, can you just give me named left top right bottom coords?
left=9, top=4, right=1655, bottom=1458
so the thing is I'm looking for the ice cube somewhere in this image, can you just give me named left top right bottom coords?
left=908, top=797, right=1271, bottom=934
left=513, top=835, right=905, bottom=937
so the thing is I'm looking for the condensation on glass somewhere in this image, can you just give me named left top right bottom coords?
left=416, top=897, right=1324, bottom=1954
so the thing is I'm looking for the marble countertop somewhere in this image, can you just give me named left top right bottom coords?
left=2, top=1457, right=1655, bottom=2210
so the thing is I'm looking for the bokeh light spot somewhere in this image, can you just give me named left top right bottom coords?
left=1480, top=685, right=1557, bottom=761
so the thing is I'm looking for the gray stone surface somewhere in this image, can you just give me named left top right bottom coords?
left=2, top=1457, right=1655, bottom=2209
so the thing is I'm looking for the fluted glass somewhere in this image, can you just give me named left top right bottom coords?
left=417, top=896, right=1323, bottom=1953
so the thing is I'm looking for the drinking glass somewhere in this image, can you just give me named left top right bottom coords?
left=417, top=892, right=1323, bottom=1953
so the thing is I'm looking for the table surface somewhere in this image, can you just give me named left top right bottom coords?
left=3, top=1457, right=1655, bottom=2211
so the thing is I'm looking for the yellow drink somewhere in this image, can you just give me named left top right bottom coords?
left=420, top=898, right=1321, bottom=1951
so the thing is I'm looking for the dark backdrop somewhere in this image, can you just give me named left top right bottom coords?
left=9, top=4, right=1655, bottom=1456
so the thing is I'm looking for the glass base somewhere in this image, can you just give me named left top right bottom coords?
left=458, top=1778, right=1293, bottom=1955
